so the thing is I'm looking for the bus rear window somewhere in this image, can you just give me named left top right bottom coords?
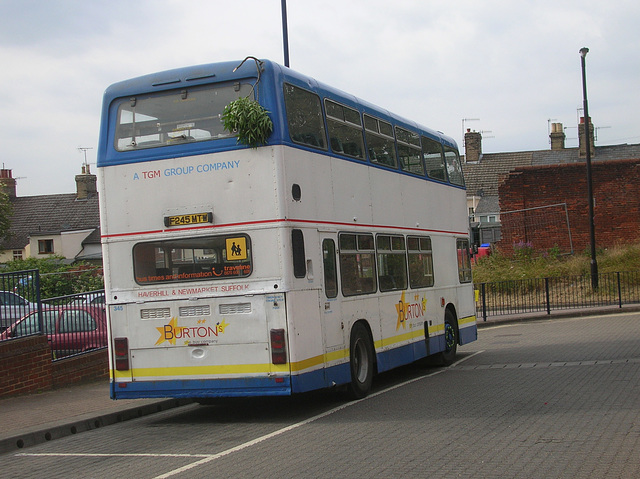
left=133, top=235, right=252, bottom=284
left=115, top=82, right=252, bottom=151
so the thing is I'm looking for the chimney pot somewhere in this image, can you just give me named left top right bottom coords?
left=550, top=122, right=566, bottom=150
left=76, top=165, right=97, bottom=200
left=464, top=130, right=482, bottom=163
left=0, top=168, right=17, bottom=199
left=578, top=117, right=595, bottom=158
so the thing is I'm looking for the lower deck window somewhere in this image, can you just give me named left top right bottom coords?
left=376, top=235, right=407, bottom=292
left=339, top=233, right=376, bottom=296
left=133, top=234, right=252, bottom=284
left=408, top=236, right=434, bottom=288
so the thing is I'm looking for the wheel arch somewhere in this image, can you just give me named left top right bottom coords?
left=350, top=319, right=378, bottom=374
left=444, top=303, right=461, bottom=345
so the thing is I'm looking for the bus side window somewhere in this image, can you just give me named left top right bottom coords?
left=408, top=236, right=434, bottom=288
left=422, top=136, right=447, bottom=181
left=364, top=115, right=397, bottom=168
left=376, top=235, right=407, bottom=292
left=457, top=238, right=472, bottom=283
left=292, top=229, right=306, bottom=278
left=284, top=83, right=327, bottom=150
left=396, top=127, right=424, bottom=176
left=322, top=239, right=338, bottom=298
left=444, top=146, right=465, bottom=186
left=325, top=99, right=365, bottom=161
left=339, top=233, right=377, bottom=296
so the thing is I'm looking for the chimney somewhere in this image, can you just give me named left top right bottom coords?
left=0, top=168, right=17, bottom=199
left=75, top=164, right=97, bottom=200
left=464, top=129, right=482, bottom=163
left=550, top=122, right=565, bottom=150
left=578, top=117, right=595, bottom=158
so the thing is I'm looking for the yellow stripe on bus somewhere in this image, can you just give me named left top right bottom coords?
left=113, top=363, right=290, bottom=379
left=458, top=315, right=477, bottom=326
left=376, top=329, right=425, bottom=348
left=112, top=319, right=477, bottom=380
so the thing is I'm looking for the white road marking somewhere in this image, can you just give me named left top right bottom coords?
left=17, top=351, right=486, bottom=478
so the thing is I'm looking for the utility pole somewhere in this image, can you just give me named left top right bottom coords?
left=579, top=47, right=598, bottom=290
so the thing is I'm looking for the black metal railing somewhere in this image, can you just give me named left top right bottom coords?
left=0, top=276, right=106, bottom=361
left=0, top=269, right=41, bottom=333
left=476, top=271, right=640, bottom=320
left=42, top=290, right=106, bottom=361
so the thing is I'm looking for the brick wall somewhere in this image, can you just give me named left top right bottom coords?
left=52, top=349, right=109, bottom=386
left=498, top=158, right=640, bottom=254
left=0, top=335, right=108, bottom=399
left=0, top=335, right=52, bottom=397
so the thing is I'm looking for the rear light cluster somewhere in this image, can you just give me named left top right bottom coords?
left=114, top=337, right=130, bottom=371
left=270, top=328, right=287, bottom=365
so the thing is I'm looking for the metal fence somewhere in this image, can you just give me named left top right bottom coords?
left=0, top=269, right=41, bottom=332
left=476, top=271, right=640, bottom=321
left=0, top=268, right=105, bottom=361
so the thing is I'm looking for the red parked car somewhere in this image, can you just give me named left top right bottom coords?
left=0, top=306, right=107, bottom=358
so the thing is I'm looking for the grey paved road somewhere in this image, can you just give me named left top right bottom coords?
left=4, top=312, right=640, bottom=478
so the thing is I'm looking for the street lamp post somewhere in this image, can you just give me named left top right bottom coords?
left=281, top=0, right=290, bottom=67
left=580, top=47, right=598, bottom=290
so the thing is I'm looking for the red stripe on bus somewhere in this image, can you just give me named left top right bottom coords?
left=101, top=218, right=467, bottom=239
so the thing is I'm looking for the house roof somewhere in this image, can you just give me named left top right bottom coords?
left=462, top=151, right=533, bottom=198
left=1, top=193, right=100, bottom=250
left=462, top=143, right=640, bottom=214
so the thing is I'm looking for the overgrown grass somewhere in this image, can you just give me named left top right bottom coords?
left=472, top=242, right=640, bottom=283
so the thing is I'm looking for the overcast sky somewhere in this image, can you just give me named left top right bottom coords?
left=1, top=0, right=639, bottom=196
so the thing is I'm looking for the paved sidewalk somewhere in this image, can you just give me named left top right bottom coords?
left=2, top=304, right=638, bottom=455
left=0, top=380, right=191, bottom=454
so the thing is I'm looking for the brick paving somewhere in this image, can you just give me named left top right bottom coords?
left=1, top=311, right=639, bottom=478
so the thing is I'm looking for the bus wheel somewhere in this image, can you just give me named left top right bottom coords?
left=437, top=309, right=458, bottom=366
left=347, top=323, right=374, bottom=399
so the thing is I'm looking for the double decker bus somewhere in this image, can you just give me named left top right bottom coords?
left=97, top=58, right=477, bottom=400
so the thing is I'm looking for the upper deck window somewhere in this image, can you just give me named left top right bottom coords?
left=325, top=99, right=365, bottom=160
left=396, top=127, right=424, bottom=176
left=364, top=114, right=397, bottom=168
left=422, top=136, right=447, bottom=182
left=284, top=83, right=327, bottom=150
left=114, top=82, right=252, bottom=151
left=444, top=146, right=465, bottom=186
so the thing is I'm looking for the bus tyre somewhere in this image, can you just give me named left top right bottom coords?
left=347, top=323, right=374, bottom=399
left=436, top=310, right=458, bottom=366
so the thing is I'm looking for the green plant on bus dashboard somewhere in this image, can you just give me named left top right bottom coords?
left=222, top=96, right=273, bottom=148
left=221, top=56, right=273, bottom=149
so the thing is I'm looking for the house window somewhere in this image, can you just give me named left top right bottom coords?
left=38, top=239, right=54, bottom=254
left=12, top=250, right=23, bottom=260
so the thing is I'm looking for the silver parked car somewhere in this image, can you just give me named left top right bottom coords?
left=0, top=291, right=38, bottom=332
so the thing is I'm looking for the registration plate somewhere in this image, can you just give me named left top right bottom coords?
left=164, top=212, right=213, bottom=227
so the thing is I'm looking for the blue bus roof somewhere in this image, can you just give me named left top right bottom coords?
left=98, top=59, right=458, bottom=167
